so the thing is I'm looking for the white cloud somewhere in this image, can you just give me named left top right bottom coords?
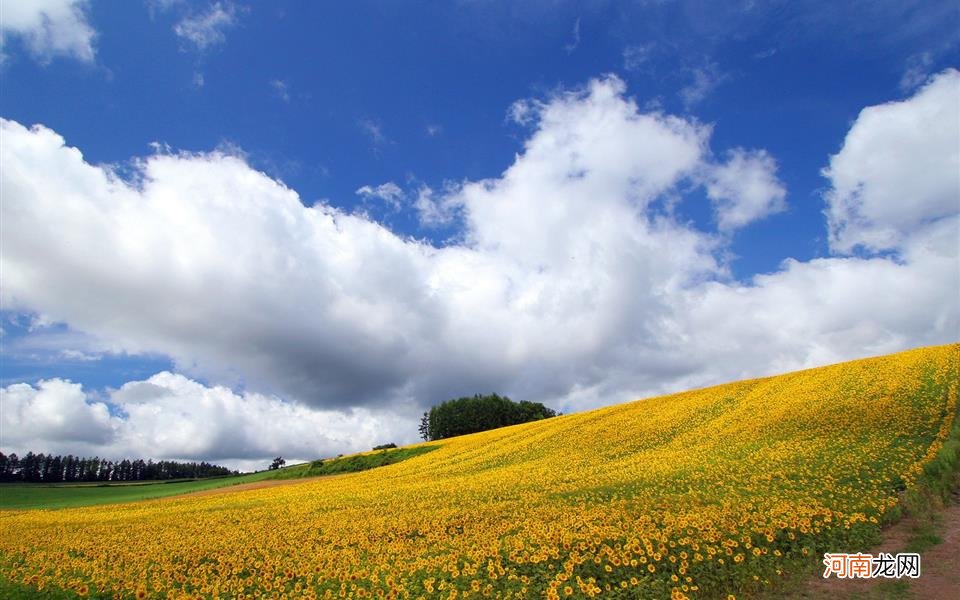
left=58, top=348, right=100, bottom=361
left=679, top=62, right=725, bottom=108
left=452, top=75, right=710, bottom=269
left=678, top=232, right=959, bottom=390
left=1, top=373, right=414, bottom=470
left=356, top=182, right=404, bottom=211
left=823, top=68, right=960, bottom=254
left=622, top=43, right=655, bottom=72
left=0, top=0, right=96, bottom=64
left=359, top=118, right=389, bottom=147
left=173, top=1, right=239, bottom=51
left=564, top=17, right=580, bottom=54
left=753, top=47, right=777, bottom=60
left=0, top=73, right=956, bottom=464
left=270, top=79, right=290, bottom=102
left=900, top=52, right=933, bottom=92
left=507, top=98, right=539, bottom=126
left=413, top=185, right=460, bottom=228
left=1, top=379, right=116, bottom=448
left=705, top=148, right=787, bottom=232
left=147, top=0, right=186, bottom=14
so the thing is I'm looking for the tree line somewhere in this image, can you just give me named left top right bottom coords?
left=419, top=393, right=558, bottom=441
left=0, top=451, right=237, bottom=483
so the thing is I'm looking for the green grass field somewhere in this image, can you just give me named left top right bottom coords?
left=0, top=471, right=268, bottom=510
left=263, top=444, right=439, bottom=479
left=0, top=445, right=438, bottom=510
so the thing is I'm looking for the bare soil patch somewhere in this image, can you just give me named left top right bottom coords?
left=800, top=496, right=960, bottom=599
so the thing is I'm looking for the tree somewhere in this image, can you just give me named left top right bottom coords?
left=419, top=411, right=432, bottom=442
left=269, top=457, right=286, bottom=470
left=419, top=393, right=558, bottom=441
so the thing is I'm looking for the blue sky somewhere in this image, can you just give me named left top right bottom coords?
left=1, top=1, right=958, bottom=468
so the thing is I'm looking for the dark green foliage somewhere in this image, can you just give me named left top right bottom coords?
left=372, top=443, right=398, bottom=450
left=0, top=451, right=236, bottom=483
left=0, top=577, right=80, bottom=599
left=419, top=393, right=558, bottom=441
left=269, top=456, right=286, bottom=470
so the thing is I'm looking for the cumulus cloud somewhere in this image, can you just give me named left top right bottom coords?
left=452, top=76, right=710, bottom=268
left=705, top=148, right=787, bottom=232
left=1, top=72, right=957, bottom=463
left=1, top=379, right=116, bottom=449
left=823, top=68, right=960, bottom=254
left=0, top=0, right=96, bottom=64
left=1, top=373, right=414, bottom=470
left=173, top=1, right=239, bottom=51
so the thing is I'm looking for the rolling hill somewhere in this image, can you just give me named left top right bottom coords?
left=1, top=343, right=957, bottom=599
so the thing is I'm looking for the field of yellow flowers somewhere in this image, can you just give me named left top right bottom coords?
left=1, top=343, right=957, bottom=599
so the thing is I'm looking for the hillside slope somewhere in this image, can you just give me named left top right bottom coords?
left=1, top=343, right=957, bottom=599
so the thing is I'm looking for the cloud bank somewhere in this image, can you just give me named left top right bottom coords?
left=2, top=71, right=957, bottom=463
left=2, top=374, right=412, bottom=471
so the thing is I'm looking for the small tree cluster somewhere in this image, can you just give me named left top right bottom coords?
left=419, top=393, right=557, bottom=441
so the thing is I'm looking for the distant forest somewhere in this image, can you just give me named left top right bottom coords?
left=0, top=451, right=237, bottom=483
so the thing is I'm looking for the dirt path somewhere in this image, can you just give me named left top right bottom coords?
left=912, top=502, right=960, bottom=599
left=801, top=496, right=960, bottom=599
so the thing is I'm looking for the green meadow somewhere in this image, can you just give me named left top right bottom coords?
left=0, top=445, right=436, bottom=510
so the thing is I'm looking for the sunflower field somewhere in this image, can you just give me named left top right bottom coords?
left=1, top=343, right=957, bottom=599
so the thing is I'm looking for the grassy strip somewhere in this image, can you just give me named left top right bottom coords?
left=902, top=415, right=960, bottom=515
left=0, top=474, right=267, bottom=510
left=260, top=444, right=440, bottom=480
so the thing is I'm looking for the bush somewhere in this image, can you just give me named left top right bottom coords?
left=372, top=443, right=398, bottom=450
left=419, top=393, right=558, bottom=441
